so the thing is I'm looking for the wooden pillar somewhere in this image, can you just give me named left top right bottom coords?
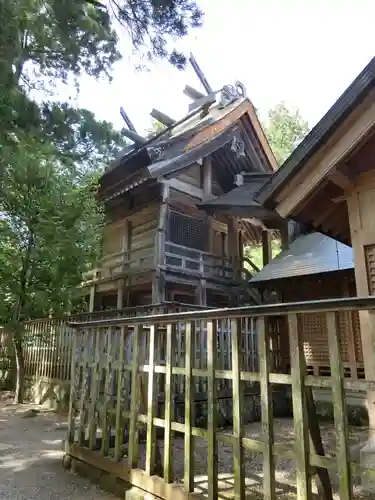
left=119, top=219, right=131, bottom=308
left=202, top=156, right=214, bottom=252
left=227, top=217, right=239, bottom=277
left=88, top=285, right=96, bottom=312
left=238, top=230, right=244, bottom=262
left=262, top=230, right=272, bottom=267
left=280, top=221, right=290, bottom=251
left=347, top=178, right=375, bottom=468
left=196, top=280, right=207, bottom=306
left=202, top=155, right=212, bottom=199
left=117, top=279, right=124, bottom=309
left=343, top=280, right=357, bottom=380
left=152, top=184, right=169, bottom=303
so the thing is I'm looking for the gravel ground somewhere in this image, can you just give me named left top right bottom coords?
left=0, top=392, right=115, bottom=500
left=0, top=390, right=373, bottom=500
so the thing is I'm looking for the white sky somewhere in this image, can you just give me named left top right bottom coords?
left=61, top=0, right=375, bottom=135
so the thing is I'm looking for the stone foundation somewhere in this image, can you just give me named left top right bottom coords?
left=23, top=376, right=70, bottom=411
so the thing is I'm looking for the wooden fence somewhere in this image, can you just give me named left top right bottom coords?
left=0, top=302, right=261, bottom=405
left=63, top=297, right=375, bottom=500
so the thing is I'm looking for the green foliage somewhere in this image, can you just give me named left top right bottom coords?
left=244, top=240, right=281, bottom=271
left=263, top=102, right=310, bottom=166
left=0, top=0, right=120, bottom=91
left=108, top=0, right=203, bottom=69
left=145, top=119, right=167, bottom=138
left=0, top=0, right=203, bottom=402
left=0, top=138, right=104, bottom=323
left=39, top=103, right=128, bottom=171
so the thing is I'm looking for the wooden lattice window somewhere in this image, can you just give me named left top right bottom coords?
left=167, top=211, right=207, bottom=251
left=365, top=244, right=375, bottom=294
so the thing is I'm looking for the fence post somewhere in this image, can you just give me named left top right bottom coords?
left=258, top=316, right=276, bottom=500
left=207, top=319, right=218, bottom=500
left=288, top=313, right=312, bottom=499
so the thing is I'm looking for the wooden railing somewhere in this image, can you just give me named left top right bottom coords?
left=64, top=296, right=375, bottom=500
left=0, top=302, right=212, bottom=386
left=83, top=244, right=155, bottom=282
left=165, top=241, right=234, bottom=279
left=83, top=241, right=249, bottom=285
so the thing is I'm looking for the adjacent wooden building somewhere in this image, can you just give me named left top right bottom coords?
left=249, top=228, right=364, bottom=379
left=253, top=55, right=375, bottom=434
left=82, top=80, right=279, bottom=310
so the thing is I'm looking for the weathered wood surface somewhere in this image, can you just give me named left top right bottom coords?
left=65, top=297, right=375, bottom=499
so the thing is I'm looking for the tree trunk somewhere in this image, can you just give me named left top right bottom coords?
left=11, top=230, right=34, bottom=404
left=13, top=332, right=25, bottom=404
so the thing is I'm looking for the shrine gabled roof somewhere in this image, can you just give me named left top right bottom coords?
left=255, top=56, right=375, bottom=209
left=100, top=96, right=278, bottom=200
left=249, top=232, right=353, bottom=284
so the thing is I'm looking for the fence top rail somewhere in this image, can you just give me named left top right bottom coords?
left=1, top=301, right=212, bottom=327
left=68, top=295, right=375, bottom=329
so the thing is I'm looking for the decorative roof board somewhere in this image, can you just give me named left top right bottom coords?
left=249, top=232, right=354, bottom=283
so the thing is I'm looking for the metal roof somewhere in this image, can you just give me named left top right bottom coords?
left=255, top=56, right=375, bottom=208
left=249, top=232, right=354, bottom=283
left=201, top=173, right=270, bottom=207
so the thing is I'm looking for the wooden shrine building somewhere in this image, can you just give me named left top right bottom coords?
left=82, top=56, right=280, bottom=311
left=252, top=55, right=375, bottom=470
left=248, top=229, right=365, bottom=380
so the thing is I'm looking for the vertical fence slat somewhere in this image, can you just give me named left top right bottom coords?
left=145, top=324, right=157, bottom=475
left=164, top=323, right=175, bottom=483
left=100, top=327, right=113, bottom=456
left=41, top=320, right=48, bottom=378
left=327, top=312, right=352, bottom=500
left=184, top=321, right=195, bottom=492
left=231, top=318, right=245, bottom=499
left=88, top=327, right=101, bottom=449
left=207, top=319, right=218, bottom=500
left=114, top=325, right=127, bottom=461
left=259, top=316, right=276, bottom=500
left=78, top=328, right=89, bottom=446
left=67, top=329, right=78, bottom=446
left=288, top=312, right=312, bottom=500
left=128, top=324, right=141, bottom=468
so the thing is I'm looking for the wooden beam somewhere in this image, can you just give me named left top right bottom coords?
left=328, top=170, right=355, bottom=191
left=189, top=53, right=213, bottom=94
left=165, top=178, right=204, bottom=200
left=183, top=84, right=205, bottom=101
left=280, top=222, right=290, bottom=251
left=122, top=128, right=147, bottom=145
left=262, top=230, right=272, bottom=266
left=276, top=95, right=375, bottom=218
left=119, top=107, right=137, bottom=132
left=188, top=93, right=216, bottom=112
left=238, top=124, right=265, bottom=171
left=150, top=109, right=175, bottom=127
left=202, top=156, right=212, bottom=199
